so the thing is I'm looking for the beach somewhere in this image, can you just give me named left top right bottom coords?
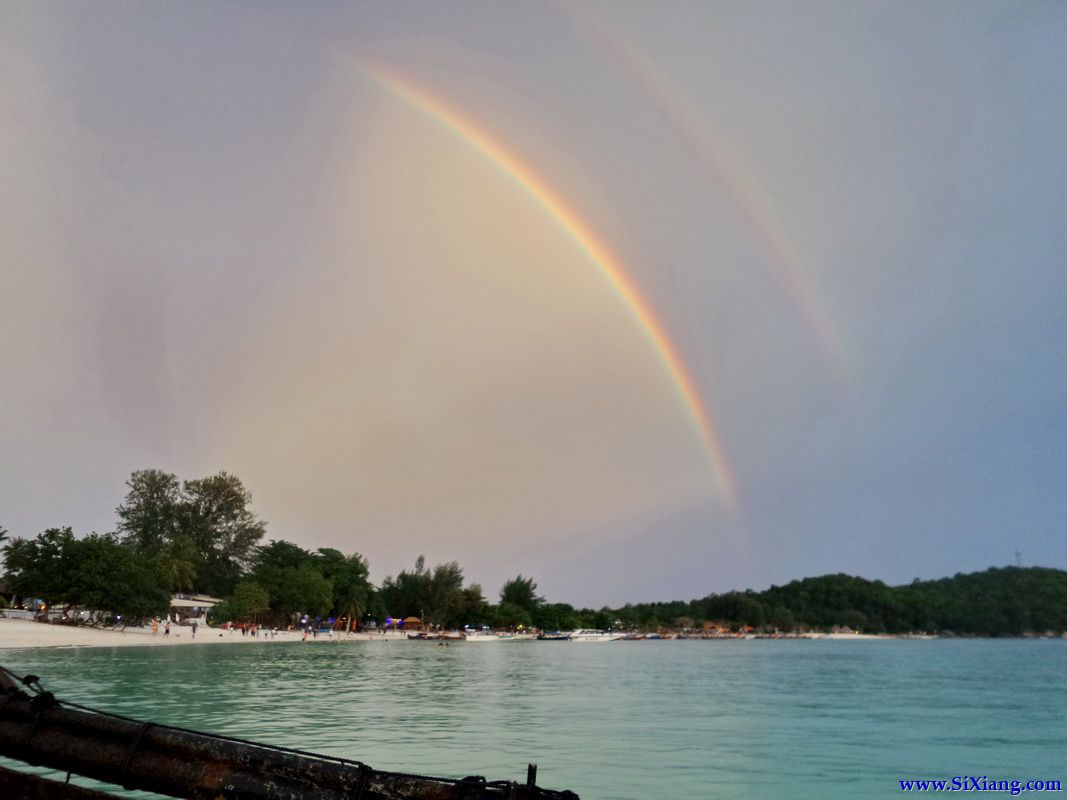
left=0, top=618, right=273, bottom=649
left=0, top=617, right=924, bottom=651
left=0, top=618, right=406, bottom=650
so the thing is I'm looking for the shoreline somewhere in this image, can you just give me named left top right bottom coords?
left=4, top=619, right=1061, bottom=652
left=0, top=618, right=410, bottom=651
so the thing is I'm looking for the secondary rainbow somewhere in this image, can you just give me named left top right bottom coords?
left=361, top=63, right=738, bottom=505
left=554, top=3, right=845, bottom=373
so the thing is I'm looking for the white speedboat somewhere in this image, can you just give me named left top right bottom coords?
left=567, top=629, right=624, bottom=642
left=463, top=631, right=500, bottom=642
left=462, top=630, right=535, bottom=641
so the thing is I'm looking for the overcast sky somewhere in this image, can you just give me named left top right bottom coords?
left=2, top=2, right=1065, bottom=607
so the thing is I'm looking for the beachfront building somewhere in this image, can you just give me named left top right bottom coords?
left=169, top=593, right=221, bottom=623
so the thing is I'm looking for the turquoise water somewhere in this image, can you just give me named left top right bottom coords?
left=2, top=639, right=1064, bottom=799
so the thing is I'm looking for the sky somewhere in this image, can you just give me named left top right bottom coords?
left=2, top=2, right=1066, bottom=608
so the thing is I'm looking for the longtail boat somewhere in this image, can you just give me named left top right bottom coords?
left=0, top=666, right=579, bottom=800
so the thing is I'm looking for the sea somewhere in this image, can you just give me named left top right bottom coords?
left=1, top=638, right=1064, bottom=799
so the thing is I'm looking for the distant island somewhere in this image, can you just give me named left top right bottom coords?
left=2, top=469, right=1066, bottom=637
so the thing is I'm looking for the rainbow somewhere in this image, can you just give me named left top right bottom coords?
left=360, top=63, right=738, bottom=506
left=555, top=4, right=845, bottom=373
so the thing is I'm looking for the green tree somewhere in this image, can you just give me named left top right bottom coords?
left=282, top=563, right=333, bottom=617
left=255, top=540, right=316, bottom=578
left=378, top=557, right=472, bottom=626
left=69, top=534, right=170, bottom=623
left=494, top=602, right=532, bottom=629
left=536, top=602, right=580, bottom=631
left=379, top=555, right=433, bottom=619
left=230, top=580, right=271, bottom=621
left=116, top=470, right=182, bottom=555
left=115, top=469, right=267, bottom=597
left=456, top=583, right=491, bottom=628
left=3, top=528, right=80, bottom=611
left=427, top=561, right=465, bottom=627
left=500, top=575, right=543, bottom=614
left=158, top=534, right=198, bottom=593
left=324, top=551, right=372, bottom=630
left=251, top=540, right=332, bottom=617
left=4, top=529, right=167, bottom=623
left=314, top=548, right=347, bottom=582
left=182, top=472, right=266, bottom=596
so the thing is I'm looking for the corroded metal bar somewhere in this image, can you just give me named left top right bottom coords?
left=0, top=692, right=577, bottom=800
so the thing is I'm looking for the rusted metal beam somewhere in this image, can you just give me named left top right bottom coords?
left=0, top=691, right=577, bottom=800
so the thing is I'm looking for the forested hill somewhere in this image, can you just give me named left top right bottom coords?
left=686, top=567, right=1067, bottom=635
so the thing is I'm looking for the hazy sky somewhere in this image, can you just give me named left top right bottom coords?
left=3, top=2, right=1065, bottom=607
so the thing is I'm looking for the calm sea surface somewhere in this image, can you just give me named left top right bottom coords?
left=2, top=639, right=1064, bottom=799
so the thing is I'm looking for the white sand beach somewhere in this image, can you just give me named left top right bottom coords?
left=0, top=618, right=269, bottom=649
left=0, top=618, right=406, bottom=650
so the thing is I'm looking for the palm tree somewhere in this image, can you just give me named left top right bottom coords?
left=333, top=553, right=371, bottom=633
left=159, top=535, right=198, bottom=593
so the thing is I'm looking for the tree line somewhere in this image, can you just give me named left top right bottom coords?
left=0, top=469, right=592, bottom=629
left=3, top=470, right=1067, bottom=634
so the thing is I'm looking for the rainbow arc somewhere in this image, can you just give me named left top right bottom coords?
left=361, top=63, right=738, bottom=506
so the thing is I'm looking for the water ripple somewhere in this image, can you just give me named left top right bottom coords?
left=2, top=639, right=1064, bottom=799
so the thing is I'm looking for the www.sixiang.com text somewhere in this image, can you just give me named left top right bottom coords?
left=899, top=777, right=1062, bottom=795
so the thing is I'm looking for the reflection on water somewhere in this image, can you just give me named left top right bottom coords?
left=2, top=639, right=1065, bottom=799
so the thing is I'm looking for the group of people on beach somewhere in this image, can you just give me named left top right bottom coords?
left=221, top=621, right=278, bottom=638
left=150, top=618, right=171, bottom=638
left=149, top=618, right=201, bottom=639
left=143, top=618, right=358, bottom=643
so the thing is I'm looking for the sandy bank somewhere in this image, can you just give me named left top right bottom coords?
left=0, top=618, right=406, bottom=650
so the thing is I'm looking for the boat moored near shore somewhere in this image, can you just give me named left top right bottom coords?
left=567, top=629, right=624, bottom=642
left=0, top=666, right=580, bottom=800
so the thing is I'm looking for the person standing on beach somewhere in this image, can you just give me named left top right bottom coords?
left=151, top=619, right=159, bottom=637
left=191, top=620, right=198, bottom=640
left=163, top=621, right=171, bottom=638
